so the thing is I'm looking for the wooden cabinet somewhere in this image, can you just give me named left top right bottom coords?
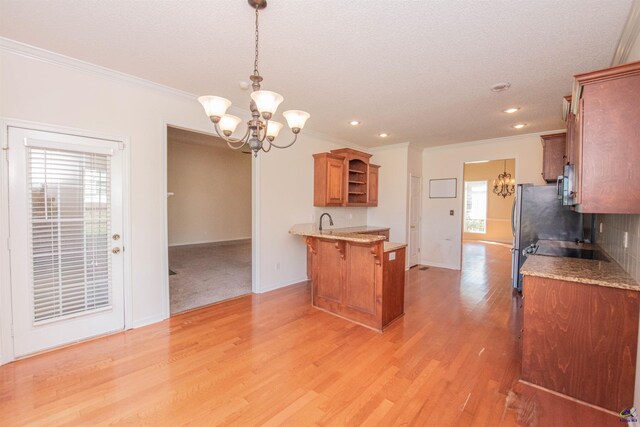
left=565, top=61, right=640, bottom=213
left=313, top=148, right=380, bottom=207
left=368, top=165, right=380, bottom=206
left=522, top=275, right=639, bottom=412
left=307, top=237, right=405, bottom=331
left=540, top=133, right=566, bottom=182
left=313, top=153, right=346, bottom=206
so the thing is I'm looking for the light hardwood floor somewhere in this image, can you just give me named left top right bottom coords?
left=0, top=242, right=619, bottom=426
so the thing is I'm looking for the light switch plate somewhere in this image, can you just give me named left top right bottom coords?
left=389, top=252, right=396, bottom=261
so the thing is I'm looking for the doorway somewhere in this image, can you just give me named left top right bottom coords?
left=166, top=126, right=252, bottom=314
left=462, top=159, right=516, bottom=245
left=408, top=174, right=422, bottom=267
left=2, top=125, right=127, bottom=358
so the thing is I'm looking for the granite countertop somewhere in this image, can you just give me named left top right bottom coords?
left=521, top=240, right=639, bottom=291
left=384, top=242, right=407, bottom=253
left=289, top=223, right=387, bottom=243
left=333, top=225, right=390, bottom=233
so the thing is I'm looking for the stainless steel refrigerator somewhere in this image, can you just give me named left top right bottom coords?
left=511, top=184, right=588, bottom=291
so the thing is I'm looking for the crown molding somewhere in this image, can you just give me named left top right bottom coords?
left=1, top=36, right=368, bottom=150
left=611, top=0, right=640, bottom=65
left=423, top=129, right=565, bottom=152
left=0, top=37, right=197, bottom=101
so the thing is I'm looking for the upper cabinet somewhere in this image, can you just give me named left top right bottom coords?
left=313, top=153, right=346, bottom=206
left=313, top=148, right=380, bottom=207
left=540, top=133, right=566, bottom=183
left=368, top=165, right=380, bottom=206
left=563, top=61, right=640, bottom=214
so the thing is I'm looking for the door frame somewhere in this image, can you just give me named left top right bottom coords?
left=458, top=157, right=518, bottom=270
left=0, top=118, right=133, bottom=365
left=407, top=173, right=422, bottom=268
left=160, top=123, right=258, bottom=319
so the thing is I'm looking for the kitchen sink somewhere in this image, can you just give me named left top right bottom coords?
left=535, top=246, right=610, bottom=262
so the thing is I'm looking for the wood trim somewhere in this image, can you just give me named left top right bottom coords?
left=611, top=0, right=640, bottom=66
left=575, top=60, right=640, bottom=85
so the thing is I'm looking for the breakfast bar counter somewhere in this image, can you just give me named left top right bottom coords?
left=290, top=224, right=406, bottom=331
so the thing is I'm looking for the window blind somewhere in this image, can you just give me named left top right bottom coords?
left=27, top=147, right=112, bottom=323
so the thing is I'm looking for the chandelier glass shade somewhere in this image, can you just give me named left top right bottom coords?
left=493, top=160, right=515, bottom=198
left=197, top=0, right=310, bottom=157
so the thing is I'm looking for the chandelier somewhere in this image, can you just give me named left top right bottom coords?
left=197, top=0, right=310, bottom=157
left=493, top=160, right=515, bottom=198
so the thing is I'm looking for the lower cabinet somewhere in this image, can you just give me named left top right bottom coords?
left=521, top=275, right=639, bottom=411
left=308, top=238, right=405, bottom=331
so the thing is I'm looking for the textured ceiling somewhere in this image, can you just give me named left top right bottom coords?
left=0, top=0, right=632, bottom=148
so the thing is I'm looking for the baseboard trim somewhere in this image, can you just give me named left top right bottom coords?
left=517, top=380, right=618, bottom=417
left=131, top=314, right=166, bottom=329
left=168, top=238, right=251, bottom=249
left=258, top=277, right=309, bottom=294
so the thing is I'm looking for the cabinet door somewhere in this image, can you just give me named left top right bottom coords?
left=368, top=166, right=379, bottom=206
left=522, top=276, right=639, bottom=411
left=541, top=134, right=566, bottom=182
left=326, top=157, right=346, bottom=205
left=565, top=112, right=575, bottom=165
left=580, top=75, right=640, bottom=213
left=314, top=240, right=344, bottom=306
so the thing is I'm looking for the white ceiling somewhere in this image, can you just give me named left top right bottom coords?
left=0, top=0, right=633, bottom=148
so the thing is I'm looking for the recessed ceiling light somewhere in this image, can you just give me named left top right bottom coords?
left=378, top=133, right=388, bottom=138
left=512, top=123, right=527, bottom=129
left=349, top=120, right=361, bottom=126
left=503, top=107, right=520, bottom=114
left=490, top=82, right=511, bottom=92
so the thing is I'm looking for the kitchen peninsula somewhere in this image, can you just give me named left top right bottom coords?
left=290, top=224, right=406, bottom=332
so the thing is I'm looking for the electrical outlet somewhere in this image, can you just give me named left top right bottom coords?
left=624, top=232, right=629, bottom=249
left=389, top=252, right=396, bottom=261
left=599, top=222, right=603, bottom=233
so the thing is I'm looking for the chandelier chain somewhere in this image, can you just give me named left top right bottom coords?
left=254, top=6, right=260, bottom=76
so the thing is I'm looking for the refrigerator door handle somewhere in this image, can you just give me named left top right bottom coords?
left=511, top=197, right=517, bottom=236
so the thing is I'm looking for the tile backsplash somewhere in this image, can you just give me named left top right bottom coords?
left=595, top=214, right=640, bottom=282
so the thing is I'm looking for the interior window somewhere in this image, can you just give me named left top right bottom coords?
left=464, top=181, right=487, bottom=233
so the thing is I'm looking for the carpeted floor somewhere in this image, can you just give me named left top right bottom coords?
left=169, top=240, right=251, bottom=314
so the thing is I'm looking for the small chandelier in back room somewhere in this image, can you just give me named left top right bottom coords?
left=197, top=0, right=310, bottom=157
left=493, top=160, right=515, bottom=198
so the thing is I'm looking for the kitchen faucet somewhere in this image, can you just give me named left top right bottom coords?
left=319, top=212, right=334, bottom=231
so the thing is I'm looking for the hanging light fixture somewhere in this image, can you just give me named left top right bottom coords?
left=493, top=160, right=515, bottom=198
left=197, top=0, right=310, bottom=157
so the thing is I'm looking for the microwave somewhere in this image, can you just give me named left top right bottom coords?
left=557, top=164, right=577, bottom=206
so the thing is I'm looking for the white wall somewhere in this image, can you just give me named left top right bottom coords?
left=420, top=132, right=551, bottom=270
left=167, top=140, right=251, bottom=246
left=0, top=44, right=222, bottom=332
left=0, top=40, right=368, bottom=361
left=369, top=144, right=410, bottom=244
left=256, top=135, right=370, bottom=292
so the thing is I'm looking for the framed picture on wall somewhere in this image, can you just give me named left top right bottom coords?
left=429, top=178, right=457, bottom=198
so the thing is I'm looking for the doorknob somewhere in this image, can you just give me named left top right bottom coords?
left=112, top=247, right=121, bottom=254
left=112, top=233, right=120, bottom=241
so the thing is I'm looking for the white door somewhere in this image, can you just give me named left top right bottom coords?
left=7, top=127, right=124, bottom=357
left=409, top=175, right=421, bottom=267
